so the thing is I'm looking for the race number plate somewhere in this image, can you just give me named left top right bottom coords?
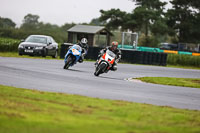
left=25, top=49, right=33, bottom=53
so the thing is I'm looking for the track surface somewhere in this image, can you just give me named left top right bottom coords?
left=0, top=57, right=200, bottom=110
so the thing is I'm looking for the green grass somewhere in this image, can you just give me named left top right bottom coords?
left=167, top=65, right=200, bottom=70
left=167, top=54, right=200, bottom=68
left=0, top=85, right=200, bottom=133
left=136, top=77, right=200, bottom=88
left=0, top=37, right=20, bottom=52
left=0, top=52, right=60, bottom=60
left=0, top=52, right=95, bottom=62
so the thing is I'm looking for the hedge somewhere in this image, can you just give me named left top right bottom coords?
left=0, top=37, right=20, bottom=52
left=167, top=54, right=200, bottom=67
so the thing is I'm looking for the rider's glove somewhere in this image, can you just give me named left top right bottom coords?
left=116, top=59, right=119, bottom=63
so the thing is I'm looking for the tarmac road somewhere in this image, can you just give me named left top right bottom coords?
left=0, top=57, right=200, bottom=110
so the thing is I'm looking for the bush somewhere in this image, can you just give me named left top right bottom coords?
left=167, top=54, right=200, bottom=67
left=138, top=34, right=160, bottom=48
left=0, top=37, right=20, bottom=52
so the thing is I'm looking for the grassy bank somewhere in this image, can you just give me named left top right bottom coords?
left=0, top=37, right=20, bottom=52
left=0, top=85, right=200, bottom=133
left=136, top=77, right=200, bottom=88
left=167, top=54, right=200, bottom=68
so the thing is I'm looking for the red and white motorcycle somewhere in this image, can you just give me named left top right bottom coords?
left=94, top=49, right=116, bottom=76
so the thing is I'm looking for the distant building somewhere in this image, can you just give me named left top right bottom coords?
left=67, top=25, right=113, bottom=47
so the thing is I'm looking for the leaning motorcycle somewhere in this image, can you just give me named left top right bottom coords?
left=94, top=49, right=116, bottom=76
left=63, top=44, right=82, bottom=69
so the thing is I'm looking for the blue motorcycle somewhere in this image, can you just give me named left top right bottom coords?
left=63, top=44, right=82, bottom=69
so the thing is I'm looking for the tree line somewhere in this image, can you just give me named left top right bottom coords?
left=1, top=0, right=200, bottom=47
left=97, top=0, right=200, bottom=47
left=0, top=14, right=75, bottom=43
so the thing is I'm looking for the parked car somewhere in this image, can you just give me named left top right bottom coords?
left=159, top=43, right=178, bottom=50
left=18, top=35, right=58, bottom=58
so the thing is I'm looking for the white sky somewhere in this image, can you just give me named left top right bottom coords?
left=0, top=0, right=170, bottom=26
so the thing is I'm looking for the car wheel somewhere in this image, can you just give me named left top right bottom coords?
left=52, top=50, right=58, bottom=58
left=18, top=52, right=22, bottom=56
left=42, top=49, right=46, bottom=57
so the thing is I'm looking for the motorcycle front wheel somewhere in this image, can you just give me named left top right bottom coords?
left=63, top=55, right=72, bottom=69
left=94, top=63, right=107, bottom=76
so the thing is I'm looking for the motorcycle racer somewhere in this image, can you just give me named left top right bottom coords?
left=77, top=38, right=89, bottom=63
left=95, top=41, right=121, bottom=71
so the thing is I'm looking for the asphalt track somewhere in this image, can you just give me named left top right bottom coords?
left=0, top=57, right=200, bottom=110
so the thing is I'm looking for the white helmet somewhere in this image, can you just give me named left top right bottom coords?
left=81, top=38, right=88, bottom=44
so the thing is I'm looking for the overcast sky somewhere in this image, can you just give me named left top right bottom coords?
left=0, top=0, right=170, bottom=27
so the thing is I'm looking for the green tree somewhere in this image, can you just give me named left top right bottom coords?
left=89, top=18, right=106, bottom=26
left=132, top=0, right=167, bottom=46
left=36, top=22, right=68, bottom=43
left=117, top=12, right=141, bottom=32
left=0, top=17, right=16, bottom=28
left=166, top=0, right=200, bottom=43
left=20, top=14, right=40, bottom=30
left=133, top=0, right=166, bottom=37
left=61, top=23, right=75, bottom=32
left=99, top=8, right=127, bottom=30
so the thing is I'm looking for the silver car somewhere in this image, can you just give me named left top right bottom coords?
left=18, top=35, right=58, bottom=58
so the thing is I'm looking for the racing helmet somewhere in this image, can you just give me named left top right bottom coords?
left=81, top=38, right=88, bottom=45
left=111, top=41, right=118, bottom=50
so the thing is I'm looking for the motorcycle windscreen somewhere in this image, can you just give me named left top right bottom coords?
left=106, top=50, right=116, bottom=58
left=71, top=45, right=82, bottom=55
left=104, top=50, right=116, bottom=64
left=72, top=44, right=82, bottom=51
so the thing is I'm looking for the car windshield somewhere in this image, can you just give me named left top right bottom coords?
left=25, top=36, right=47, bottom=44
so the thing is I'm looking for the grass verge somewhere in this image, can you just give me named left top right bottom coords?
left=0, top=52, right=60, bottom=60
left=136, top=77, right=200, bottom=88
left=167, top=54, right=200, bottom=68
left=167, top=65, right=200, bottom=70
left=0, top=85, right=200, bottom=133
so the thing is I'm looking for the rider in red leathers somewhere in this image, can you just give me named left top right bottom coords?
left=95, top=41, right=121, bottom=71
